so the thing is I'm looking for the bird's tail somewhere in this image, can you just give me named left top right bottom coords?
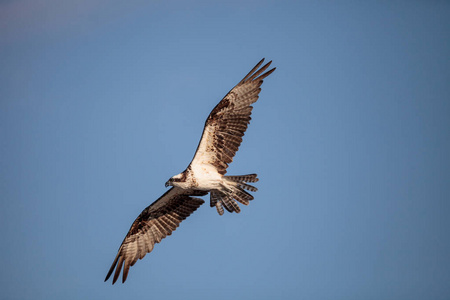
left=210, top=174, right=258, bottom=215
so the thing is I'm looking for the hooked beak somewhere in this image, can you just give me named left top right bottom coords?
left=165, top=180, right=171, bottom=188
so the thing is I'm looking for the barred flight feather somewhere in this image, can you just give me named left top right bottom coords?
left=105, top=187, right=206, bottom=284
left=225, top=174, right=259, bottom=183
left=189, top=59, right=275, bottom=176
left=106, top=59, right=275, bottom=284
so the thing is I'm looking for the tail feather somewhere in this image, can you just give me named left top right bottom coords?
left=236, top=182, right=258, bottom=192
left=210, top=191, right=224, bottom=215
left=210, top=174, right=258, bottom=215
left=224, top=174, right=258, bottom=183
left=210, top=191, right=220, bottom=207
left=233, top=188, right=254, bottom=205
left=222, top=195, right=241, bottom=213
left=215, top=201, right=224, bottom=216
left=225, top=174, right=258, bottom=192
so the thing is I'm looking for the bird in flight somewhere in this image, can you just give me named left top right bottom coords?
left=105, top=58, right=275, bottom=284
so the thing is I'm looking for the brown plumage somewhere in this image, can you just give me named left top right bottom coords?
left=105, top=59, right=275, bottom=284
left=181, top=59, right=274, bottom=214
left=105, top=187, right=207, bottom=284
left=189, top=58, right=275, bottom=176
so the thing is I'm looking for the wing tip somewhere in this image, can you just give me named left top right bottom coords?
left=105, top=252, right=126, bottom=285
left=113, top=256, right=124, bottom=284
left=105, top=252, right=120, bottom=284
left=242, top=59, right=276, bottom=83
left=240, top=58, right=266, bottom=83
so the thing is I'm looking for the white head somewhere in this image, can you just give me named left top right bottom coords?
left=165, top=172, right=186, bottom=187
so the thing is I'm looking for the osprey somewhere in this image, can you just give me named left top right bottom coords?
left=105, top=58, right=275, bottom=284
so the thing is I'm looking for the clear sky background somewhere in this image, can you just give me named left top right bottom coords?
left=1, top=1, right=450, bottom=299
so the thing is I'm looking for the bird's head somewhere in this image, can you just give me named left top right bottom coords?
left=165, top=178, right=173, bottom=188
left=165, top=173, right=185, bottom=187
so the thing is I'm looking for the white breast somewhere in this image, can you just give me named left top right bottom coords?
left=190, top=163, right=223, bottom=190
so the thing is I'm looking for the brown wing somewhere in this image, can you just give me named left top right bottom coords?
left=189, top=58, right=276, bottom=175
left=104, top=187, right=207, bottom=284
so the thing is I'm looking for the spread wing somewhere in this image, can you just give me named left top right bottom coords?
left=189, top=58, right=276, bottom=175
left=104, top=187, right=207, bottom=284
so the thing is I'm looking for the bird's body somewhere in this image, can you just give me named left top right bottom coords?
left=167, top=165, right=223, bottom=191
left=105, top=58, right=275, bottom=284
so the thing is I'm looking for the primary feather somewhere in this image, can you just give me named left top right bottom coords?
left=105, top=59, right=275, bottom=284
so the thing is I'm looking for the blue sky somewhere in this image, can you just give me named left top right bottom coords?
left=1, top=1, right=450, bottom=299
